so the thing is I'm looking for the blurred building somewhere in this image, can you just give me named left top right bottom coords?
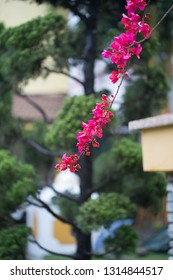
left=26, top=170, right=80, bottom=259
left=0, top=0, right=68, bottom=123
left=129, top=113, right=173, bottom=259
left=12, top=170, right=104, bottom=259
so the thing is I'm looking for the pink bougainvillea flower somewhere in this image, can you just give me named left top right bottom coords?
left=131, top=43, right=142, bottom=59
left=55, top=154, right=81, bottom=172
left=56, top=94, right=114, bottom=172
left=121, top=13, right=140, bottom=33
left=126, top=0, right=147, bottom=15
left=92, top=138, right=100, bottom=148
left=139, top=22, right=151, bottom=38
left=102, top=0, right=151, bottom=83
left=76, top=94, right=114, bottom=155
left=109, top=70, right=119, bottom=83
left=102, top=49, right=112, bottom=58
left=137, top=0, right=147, bottom=11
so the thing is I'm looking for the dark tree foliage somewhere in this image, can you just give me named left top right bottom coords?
left=155, top=0, right=173, bottom=53
left=104, top=225, right=138, bottom=258
left=0, top=149, right=38, bottom=260
left=0, top=150, right=38, bottom=228
left=76, top=193, right=136, bottom=233
left=0, top=225, right=31, bottom=260
left=0, top=14, right=66, bottom=88
left=120, top=64, right=169, bottom=124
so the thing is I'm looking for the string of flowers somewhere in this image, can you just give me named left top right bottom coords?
left=55, top=94, right=114, bottom=172
left=55, top=0, right=173, bottom=173
left=102, top=0, right=151, bottom=84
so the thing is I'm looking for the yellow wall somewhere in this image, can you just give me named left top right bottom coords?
left=32, top=213, right=38, bottom=238
left=0, top=0, right=48, bottom=27
left=0, top=0, right=68, bottom=95
left=23, top=72, right=68, bottom=95
left=53, top=220, right=76, bottom=244
left=141, top=125, right=173, bottom=171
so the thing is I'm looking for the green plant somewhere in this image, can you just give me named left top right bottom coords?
left=104, top=225, right=138, bottom=258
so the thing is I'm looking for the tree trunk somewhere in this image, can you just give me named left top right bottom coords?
left=75, top=0, right=100, bottom=259
left=76, top=155, right=93, bottom=259
left=75, top=229, right=91, bottom=260
left=83, top=0, right=100, bottom=95
left=83, top=29, right=96, bottom=95
left=78, top=155, right=93, bottom=201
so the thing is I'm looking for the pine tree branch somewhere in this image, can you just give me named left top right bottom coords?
left=43, top=66, right=84, bottom=85
left=60, top=69, right=84, bottom=85
left=15, top=90, right=52, bottom=124
left=47, top=184, right=80, bottom=204
left=33, top=195, right=79, bottom=230
left=62, top=0, right=88, bottom=25
left=86, top=173, right=118, bottom=199
left=26, top=199, right=44, bottom=208
left=29, top=236, right=77, bottom=259
left=14, top=89, right=63, bottom=158
left=47, top=158, right=57, bottom=186
left=35, top=0, right=88, bottom=24
left=29, top=234, right=112, bottom=260
left=22, top=138, right=62, bottom=157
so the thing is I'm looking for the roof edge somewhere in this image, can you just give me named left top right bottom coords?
left=128, top=113, right=173, bottom=131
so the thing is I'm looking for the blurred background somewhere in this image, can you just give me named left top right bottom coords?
left=0, top=0, right=173, bottom=260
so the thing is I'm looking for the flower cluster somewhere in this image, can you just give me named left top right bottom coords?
left=102, top=0, right=151, bottom=84
left=55, top=153, right=80, bottom=173
left=55, top=94, right=114, bottom=172
left=77, top=94, right=114, bottom=156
